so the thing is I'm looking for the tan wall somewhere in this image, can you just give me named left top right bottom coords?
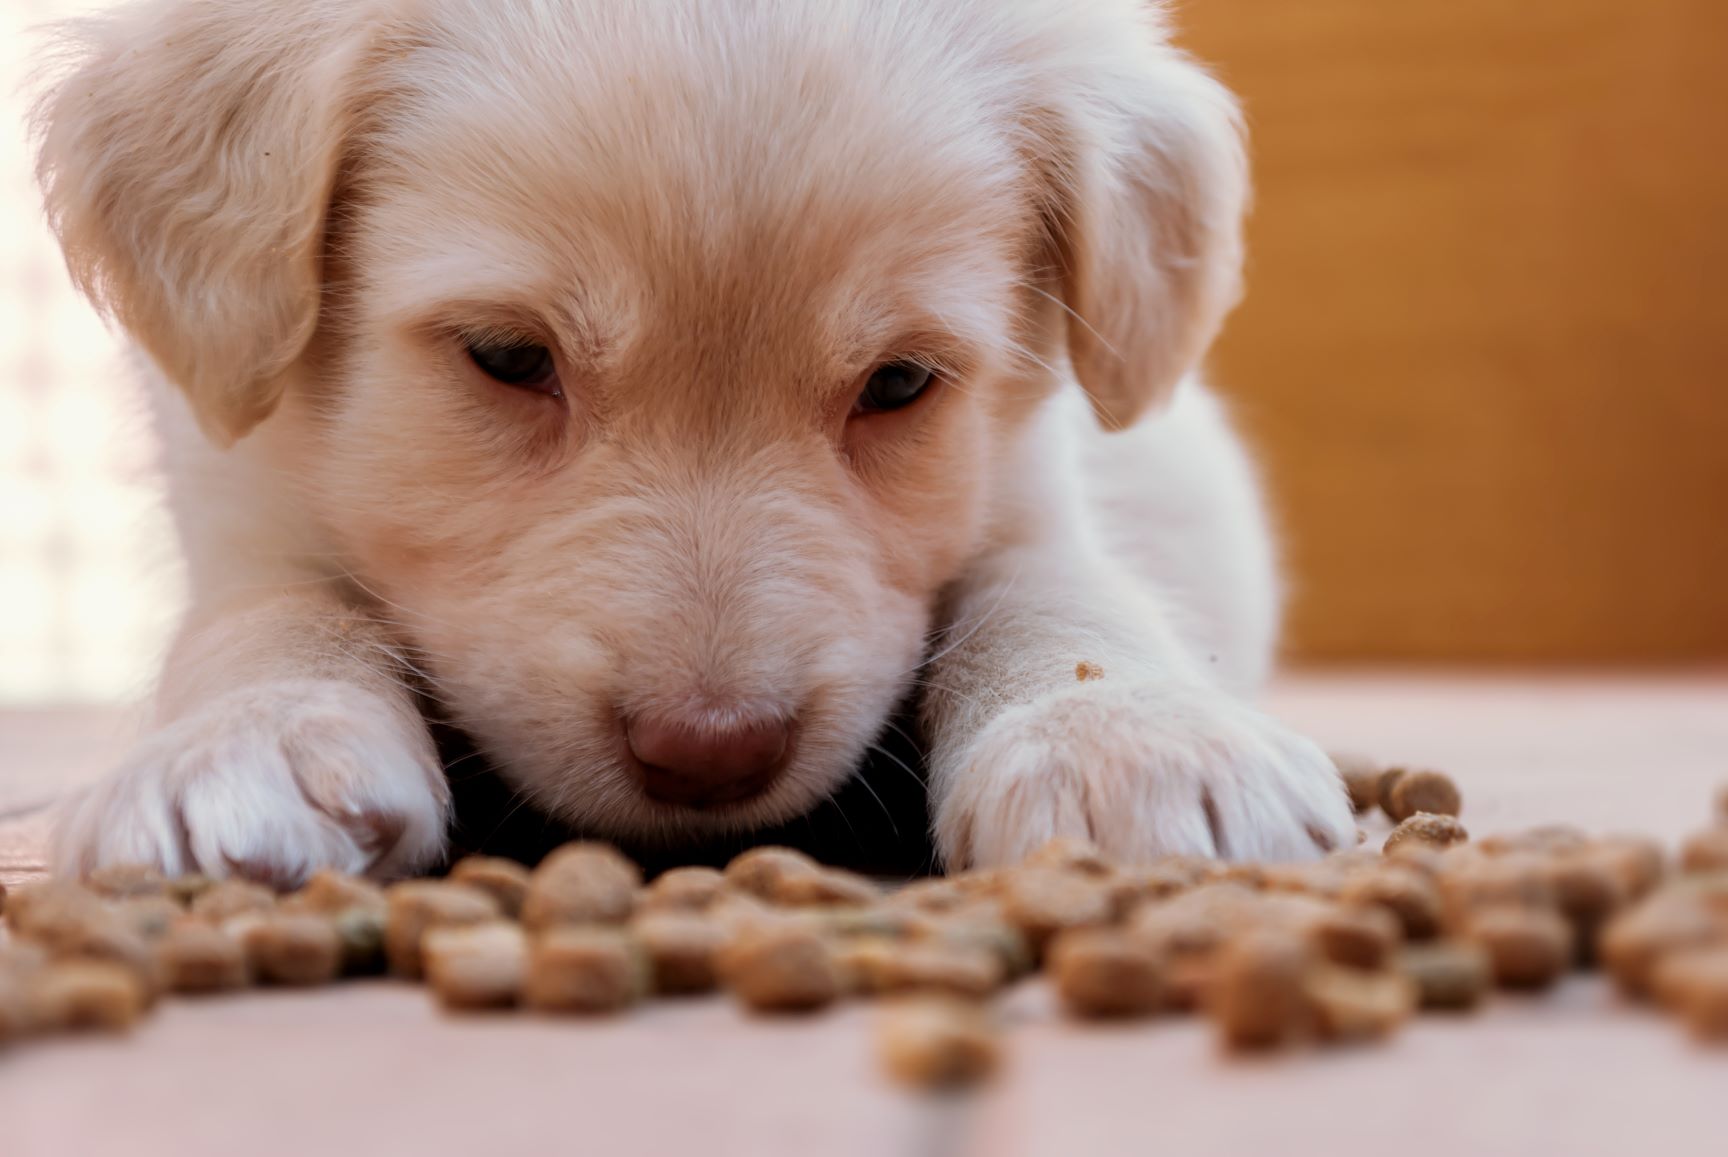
left=1179, top=0, right=1728, bottom=661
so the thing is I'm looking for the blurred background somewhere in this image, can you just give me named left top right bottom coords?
left=1, top=0, right=1724, bottom=709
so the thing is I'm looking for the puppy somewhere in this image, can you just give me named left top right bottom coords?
left=35, top=0, right=1355, bottom=884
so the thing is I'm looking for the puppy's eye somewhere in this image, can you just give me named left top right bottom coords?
left=854, top=361, right=936, bottom=415
left=467, top=340, right=560, bottom=395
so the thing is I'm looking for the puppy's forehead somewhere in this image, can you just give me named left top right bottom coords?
left=359, top=0, right=1036, bottom=346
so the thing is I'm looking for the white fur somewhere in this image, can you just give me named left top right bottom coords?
left=35, top=0, right=1353, bottom=882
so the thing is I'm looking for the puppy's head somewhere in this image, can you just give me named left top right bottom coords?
left=37, top=0, right=1245, bottom=842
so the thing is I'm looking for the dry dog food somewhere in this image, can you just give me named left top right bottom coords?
left=424, top=922, right=527, bottom=1010
left=1048, top=927, right=1164, bottom=1018
left=384, top=882, right=503, bottom=979
left=242, top=913, right=344, bottom=987
left=448, top=857, right=531, bottom=919
left=717, top=920, right=843, bottom=1012
left=1330, top=752, right=1388, bottom=815
left=1384, top=812, right=1469, bottom=855
left=525, top=927, right=649, bottom=1014
left=877, top=995, right=1001, bottom=1089
left=9, top=763, right=1728, bottom=1083
left=156, top=921, right=250, bottom=994
left=1385, top=770, right=1463, bottom=823
left=1396, top=942, right=1491, bottom=1010
left=521, top=844, right=640, bottom=931
left=632, top=912, right=726, bottom=995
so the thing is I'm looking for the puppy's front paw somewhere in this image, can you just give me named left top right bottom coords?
left=935, top=683, right=1354, bottom=869
left=54, top=680, right=449, bottom=886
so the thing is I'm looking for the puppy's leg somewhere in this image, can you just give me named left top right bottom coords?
left=54, top=587, right=449, bottom=885
left=923, top=389, right=1353, bottom=869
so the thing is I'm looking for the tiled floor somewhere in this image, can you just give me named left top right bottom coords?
left=2, top=672, right=1726, bottom=1157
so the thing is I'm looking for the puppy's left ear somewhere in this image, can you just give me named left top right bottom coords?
left=1038, top=35, right=1248, bottom=430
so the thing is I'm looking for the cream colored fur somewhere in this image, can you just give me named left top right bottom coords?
left=35, top=0, right=1354, bottom=882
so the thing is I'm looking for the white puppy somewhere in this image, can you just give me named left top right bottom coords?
left=35, top=0, right=1355, bottom=884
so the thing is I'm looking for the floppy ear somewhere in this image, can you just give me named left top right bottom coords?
left=1038, top=36, right=1248, bottom=431
left=33, top=0, right=385, bottom=446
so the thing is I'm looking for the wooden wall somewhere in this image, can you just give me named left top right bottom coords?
left=1177, top=0, right=1728, bottom=661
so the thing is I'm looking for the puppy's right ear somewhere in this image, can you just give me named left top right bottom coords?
left=33, top=0, right=387, bottom=446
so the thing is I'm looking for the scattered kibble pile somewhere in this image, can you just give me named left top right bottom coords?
left=3, top=760, right=1728, bottom=1088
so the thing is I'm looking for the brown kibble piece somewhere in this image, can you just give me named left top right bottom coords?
left=448, top=857, right=531, bottom=918
left=1652, top=948, right=1728, bottom=1039
left=1397, top=942, right=1491, bottom=1010
left=330, top=907, right=387, bottom=975
left=1311, top=905, right=1401, bottom=971
left=1593, top=836, right=1667, bottom=901
left=107, top=896, right=181, bottom=944
left=877, top=996, right=1001, bottom=1089
left=725, top=846, right=821, bottom=901
left=1546, top=852, right=1628, bottom=962
left=1001, top=868, right=1116, bottom=954
left=291, top=871, right=387, bottom=918
left=1049, top=927, right=1164, bottom=1018
left=1209, top=930, right=1313, bottom=1050
left=1600, top=890, right=1726, bottom=998
left=1465, top=906, right=1572, bottom=990
left=191, top=880, right=276, bottom=923
left=640, top=866, right=728, bottom=913
left=384, top=882, right=502, bottom=978
left=1304, top=965, right=1416, bottom=1041
left=30, top=960, right=145, bottom=1032
left=1385, top=770, right=1463, bottom=823
left=1330, top=752, right=1385, bottom=815
left=157, top=921, right=250, bottom=994
left=633, top=912, right=727, bottom=995
left=774, top=868, right=881, bottom=908
left=1074, top=660, right=1105, bottom=683
left=87, top=863, right=167, bottom=900
left=718, top=921, right=843, bottom=1012
left=1681, top=829, right=1728, bottom=876
left=1339, top=867, right=1443, bottom=940
left=242, top=914, right=342, bottom=986
left=4, top=880, right=105, bottom=941
left=1376, top=768, right=1408, bottom=814
left=847, top=940, right=1004, bottom=1000
left=521, top=844, right=640, bottom=931
left=1384, top=813, right=1468, bottom=856
left=524, top=928, right=649, bottom=1014
left=166, top=874, right=214, bottom=908
left=424, top=922, right=527, bottom=1010
left=1024, top=837, right=1115, bottom=877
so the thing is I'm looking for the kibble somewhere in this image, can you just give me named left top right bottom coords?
left=876, top=996, right=1001, bottom=1089
left=718, top=921, right=843, bottom=1013
left=725, top=846, right=821, bottom=901
left=191, top=880, right=276, bottom=923
left=1384, top=813, right=1469, bottom=855
left=157, top=921, right=250, bottom=994
left=1338, top=866, right=1443, bottom=940
left=640, top=866, right=727, bottom=913
left=1208, top=929, right=1313, bottom=1050
left=525, top=928, right=649, bottom=1014
left=242, top=913, right=343, bottom=986
left=1396, top=942, right=1491, bottom=1010
left=424, top=922, right=527, bottom=1010
left=774, top=868, right=881, bottom=908
left=1385, top=770, right=1463, bottom=823
left=87, top=863, right=167, bottom=900
left=1465, top=906, right=1572, bottom=990
left=448, top=857, right=531, bottom=919
left=30, top=960, right=146, bottom=1032
left=1652, top=948, right=1728, bottom=1039
left=1001, top=867, right=1116, bottom=955
left=1303, top=965, right=1416, bottom=1041
left=1680, top=829, right=1728, bottom=876
left=521, top=844, right=639, bottom=931
left=633, top=912, right=727, bottom=995
left=1330, top=752, right=1386, bottom=815
left=1049, top=927, right=1164, bottom=1018
left=384, top=882, right=502, bottom=978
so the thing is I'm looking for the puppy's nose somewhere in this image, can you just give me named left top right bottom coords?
left=626, top=713, right=792, bottom=808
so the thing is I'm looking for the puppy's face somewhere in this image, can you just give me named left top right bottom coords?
left=38, top=0, right=1246, bottom=842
